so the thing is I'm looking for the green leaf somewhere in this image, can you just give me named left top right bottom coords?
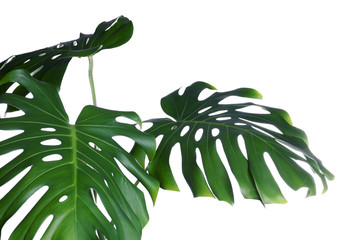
left=135, top=82, right=334, bottom=205
left=0, top=69, right=159, bottom=239
left=0, top=16, right=133, bottom=112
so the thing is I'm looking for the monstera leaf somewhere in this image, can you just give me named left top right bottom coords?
left=133, top=82, right=334, bottom=205
left=0, top=69, right=159, bottom=239
left=0, top=15, right=133, bottom=111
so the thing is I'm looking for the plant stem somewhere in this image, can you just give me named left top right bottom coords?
left=88, top=56, right=99, bottom=203
left=88, top=56, right=111, bottom=240
left=88, top=56, right=97, bottom=106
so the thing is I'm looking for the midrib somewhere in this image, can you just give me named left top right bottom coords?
left=70, top=124, right=78, bottom=238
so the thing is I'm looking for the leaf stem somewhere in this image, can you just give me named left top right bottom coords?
left=88, top=56, right=99, bottom=204
left=88, top=56, right=97, bottom=106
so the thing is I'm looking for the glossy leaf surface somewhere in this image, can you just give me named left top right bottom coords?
left=135, top=82, right=334, bottom=205
left=0, top=16, right=133, bottom=111
left=0, top=70, right=158, bottom=239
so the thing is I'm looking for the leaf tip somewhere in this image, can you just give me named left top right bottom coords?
left=256, top=90, right=263, bottom=100
left=234, top=87, right=263, bottom=100
left=209, top=83, right=217, bottom=91
left=255, top=91, right=263, bottom=100
left=150, top=182, right=160, bottom=205
left=325, top=170, right=335, bottom=181
left=281, top=110, right=294, bottom=126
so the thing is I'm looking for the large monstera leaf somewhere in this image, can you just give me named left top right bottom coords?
left=0, top=69, right=159, bottom=239
left=134, top=82, right=334, bottom=205
left=0, top=15, right=133, bottom=111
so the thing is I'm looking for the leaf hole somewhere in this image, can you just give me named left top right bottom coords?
left=290, top=159, right=320, bottom=194
left=0, top=55, right=15, bottom=70
left=263, top=152, right=285, bottom=184
left=195, top=148, right=204, bottom=172
left=73, top=41, right=78, bottom=46
left=178, top=87, right=186, bottom=96
left=30, top=65, right=44, bottom=76
left=112, top=136, right=135, bottom=153
left=105, top=17, right=119, bottom=31
left=218, top=96, right=244, bottom=105
left=59, top=195, right=68, bottom=202
left=0, top=103, right=6, bottom=116
left=263, top=152, right=300, bottom=200
left=195, top=128, right=203, bottom=142
left=95, top=230, right=108, bottom=240
left=209, top=110, right=228, bottom=116
left=51, top=54, right=62, bottom=60
left=104, top=179, right=109, bottom=188
left=234, top=122, right=246, bottom=126
left=0, top=107, right=25, bottom=118
left=178, top=83, right=192, bottom=96
left=236, top=105, right=270, bottom=114
left=275, top=139, right=306, bottom=160
left=171, top=125, right=177, bottom=130
left=6, top=82, right=19, bottom=93
left=41, top=127, right=56, bottom=132
left=6, top=109, right=25, bottom=118
left=198, top=88, right=215, bottom=101
left=251, top=126, right=275, bottom=138
left=240, top=118, right=283, bottom=135
left=114, top=157, right=137, bottom=183
left=194, top=148, right=212, bottom=192
left=33, top=215, right=54, bottom=240
left=168, top=143, right=186, bottom=191
left=23, top=59, right=31, bottom=64
left=41, top=139, right=61, bottom=146
left=211, top=128, right=220, bottom=137
left=198, top=106, right=212, bottom=114
left=0, top=129, right=24, bottom=142
left=237, top=135, right=248, bottom=159
left=38, top=53, right=46, bottom=57
left=293, top=159, right=314, bottom=174
left=0, top=149, right=24, bottom=169
left=116, top=116, right=137, bottom=125
left=140, top=122, right=153, bottom=131
left=89, top=142, right=96, bottom=148
left=91, top=189, right=112, bottom=223
left=180, top=126, right=190, bottom=137
left=79, top=158, right=98, bottom=174
left=216, top=117, right=232, bottom=121
left=6, top=55, right=15, bottom=63
left=56, top=43, right=64, bottom=48
left=42, top=154, right=62, bottom=162
left=89, top=142, right=102, bottom=151
left=155, top=135, right=164, bottom=148
left=215, top=139, right=242, bottom=200
left=1, top=185, right=48, bottom=240
left=0, top=165, right=30, bottom=201
left=86, top=38, right=90, bottom=45
left=25, top=92, right=34, bottom=99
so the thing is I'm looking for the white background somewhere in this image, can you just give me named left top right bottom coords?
left=1, top=0, right=359, bottom=239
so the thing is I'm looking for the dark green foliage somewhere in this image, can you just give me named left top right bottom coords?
left=0, top=70, right=158, bottom=239
left=134, top=82, right=334, bottom=205
left=0, top=16, right=133, bottom=112
left=0, top=15, right=333, bottom=240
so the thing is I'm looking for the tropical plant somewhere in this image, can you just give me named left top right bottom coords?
left=0, top=16, right=334, bottom=240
